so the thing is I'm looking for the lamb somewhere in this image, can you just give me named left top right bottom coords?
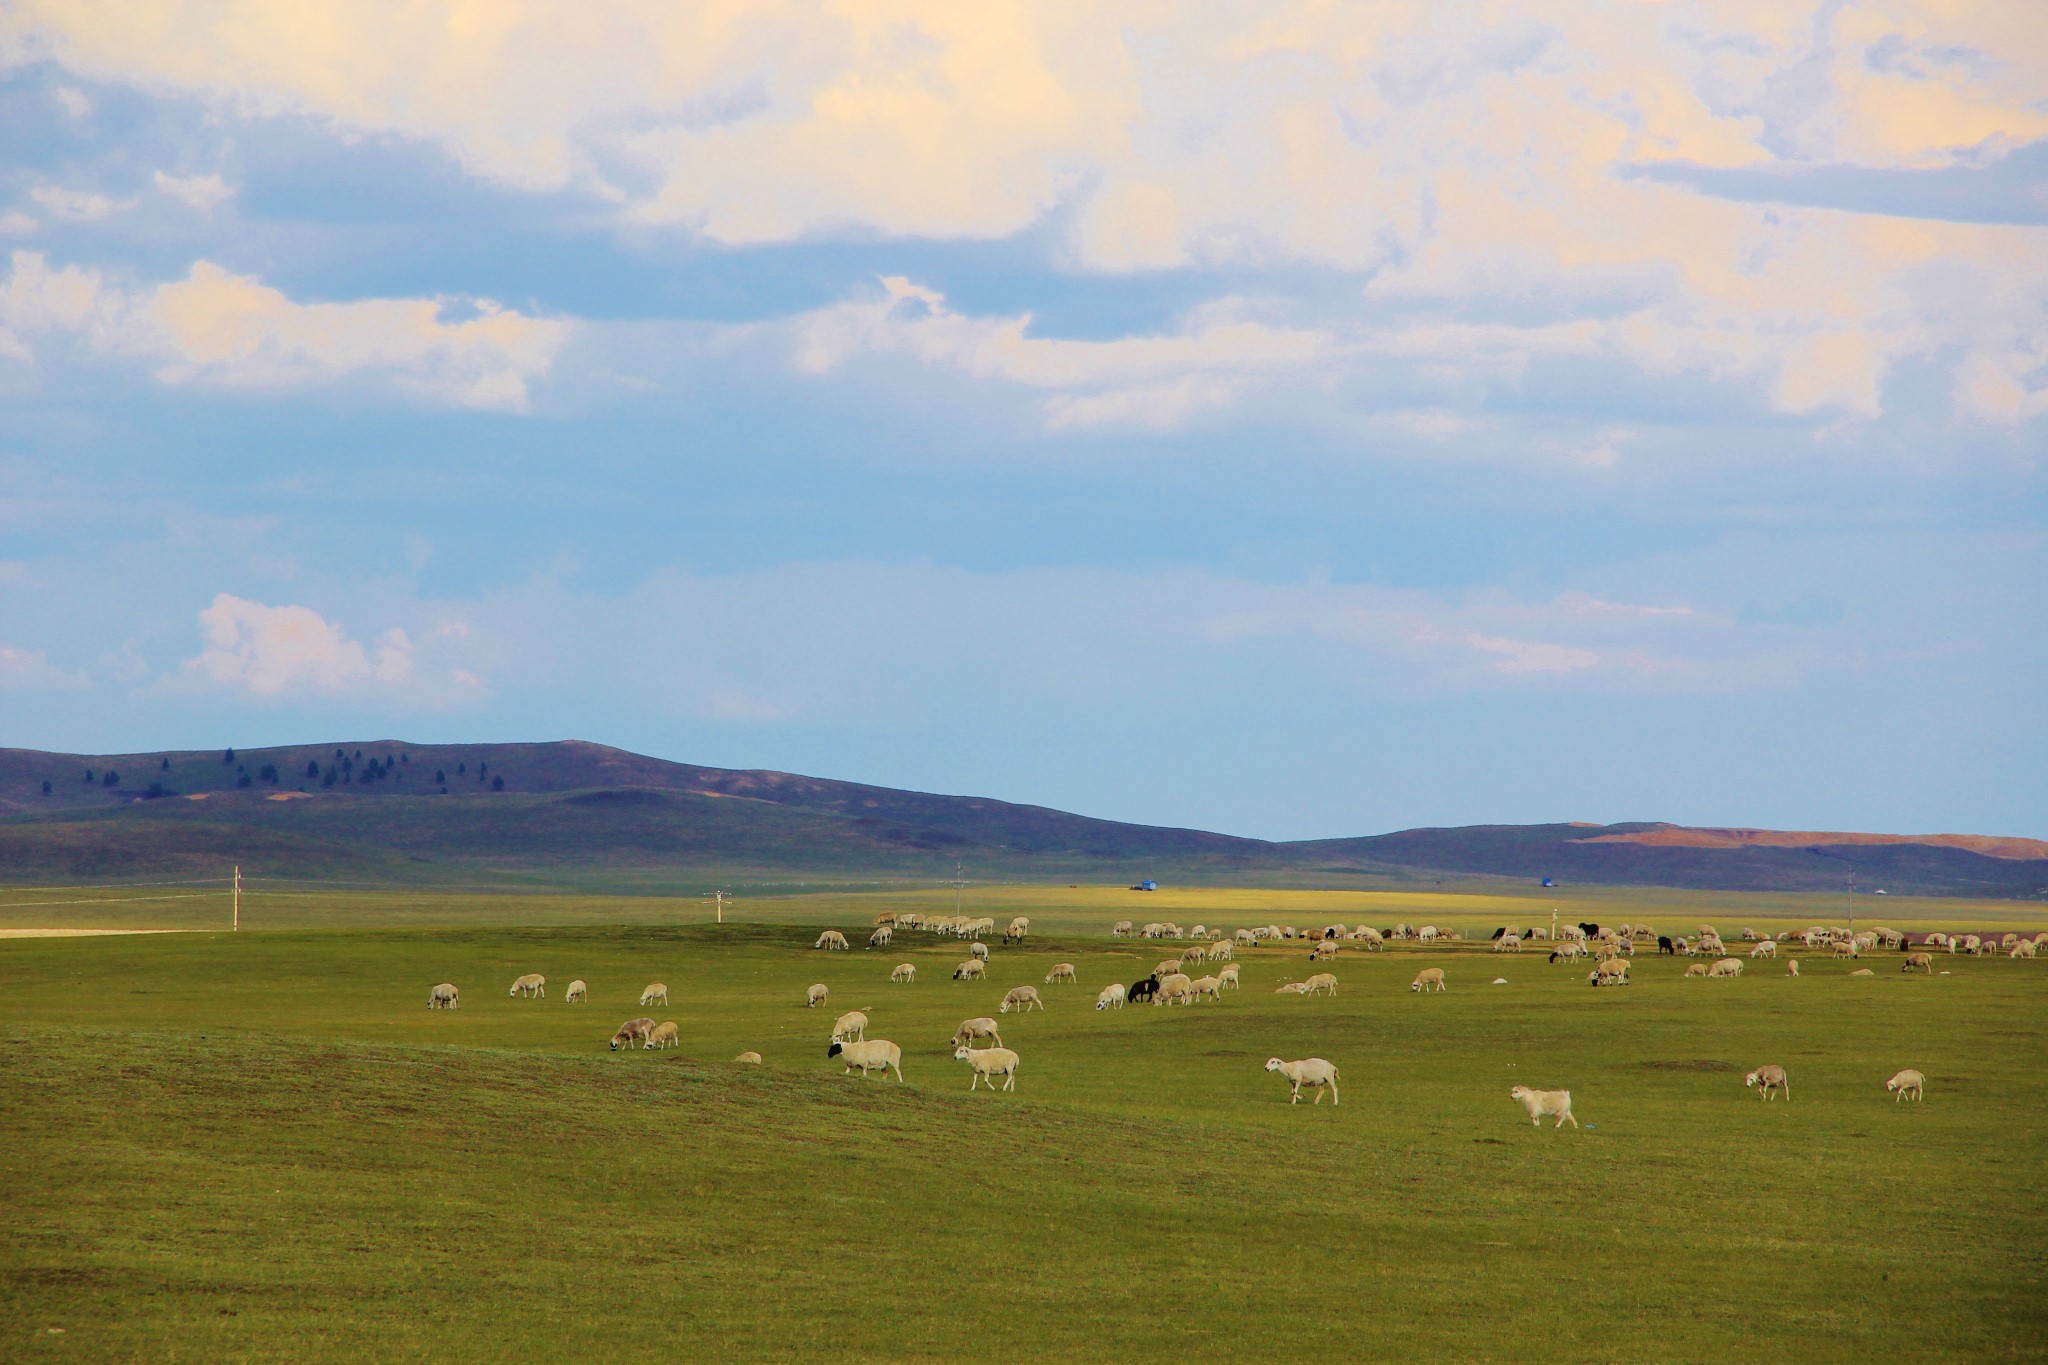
left=1550, top=941, right=1589, bottom=963
left=953, top=959, right=986, bottom=980
left=874, top=912, right=897, bottom=928
left=1750, top=940, right=1777, bottom=959
left=891, top=963, right=917, bottom=983
left=1112, top=920, right=1134, bottom=938
left=830, top=1010, right=869, bottom=1042
left=1095, top=982, right=1127, bottom=1010
left=869, top=926, right=894, bottom=948
left=806, top=983, right=830, bottom=1008
left=734, top=1051, right=762, bottom=1064
left=999, top=985, right=1043, bottom=1014
left=1710, top=957, right=1744, bottom=978
left=1684, top=962, right=1710, bottom=978
left=640, top=983, right=669, bottom=1007
left=1509, top=1085, right=1577, bottom=1129
left=1153, top=973, right=1195, bottom=1005
left=1304, top=972, right=1338, bottom=996
left=1264, top=1057, right=1339, bottom=1105
left=1233, top=928, right=1258, bottom=947
left=564, top=979, right=588, bottom=1003
left=428, top=982, right=460, bottom=1009
left=1309, top=940, right=1339, bottom=961
left=1785, top=958, right=1800, bottom=976
left=815, top=930, right=849, bottom=951
left=828, top=1038, right=904, bottom=1082
left=1494, top=934, right=1522, bottom=953
left=955, top=1044, right=1020, bottom=1092
left=1219, top=963, right=1241, bottom=990
left=1745, top=1064, right=1790, bottom=1101
left=1886, top=1069, right=1925, bottom=1102
left=1588, top=959, right=1629, bottom=987
left=1189, top=975, right=1224, bottom=1002
left=1045, top=962, right=1077, bottom=984
left=645, top=1021, right=680, bottom=1050
left=609, top=1018, right=655, bottom=1051
left=1207, top=941, right=1234, bottom=962
left=1902, top=952, right=1934, bottom=974
left=1410, top=968, right=1446, bottom=993
left=509, top=973, right=547, bottom=998
left=969, top=942, right=991, bottom=962
left=1157, top=959, right=1187, bottom=979
left=1127, top=976, right=1159, bottom=1003
left=951, top=1017, right=1003, bottom=1048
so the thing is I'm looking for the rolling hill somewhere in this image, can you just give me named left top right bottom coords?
left=1, top=740, right=2043, bottom=897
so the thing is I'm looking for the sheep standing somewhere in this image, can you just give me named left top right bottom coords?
left=1785, top=959, right=1800, bottom=977
left=609, top=1018, right=655, bottom=1051
left=1153, top=973, right=1195, bottom=1005
left=1509, top=1085, right=1578, bottom=1129
left=1886, top=1069, right=1925, bottom=1102
left=806, top=983, right=830, bottom=1008
left=1750, top=940, right=1776, bottom=959
left=1112, top=920, right=1134, bottom=938
left=1189, top=975, right=1224, bottom=1002
left=428, top=982, right=460, bottom=1009
left=869, top=926, right=894, bottom=949
left=951, top=1017, right=1004, bottom=1049
left=955, top=1045, right=1020, bottom=1092
left=645, top=1021, right=680, bottom=1050
left=1219, top=963, right=1241, bottom=990
left=890, top=963, right=917, bottom=983
left=1095, top=982, right=1127, bottom=1010
left=830, top=1010, right=870, bottom=1042
left=1045, top=963, right=1077, bottom=984
left=829, top=1038, right=904, bottom=1082
left=1902, top=952, right=1934, bottom=974
left=1265, top=1057, right=1339, bottom=1105
left=1684, top=962, right=1710, bottom=978
left=564, top=979, right=588, bottom=1003
left=1745, top=1064, right=1790, bottom=1100
left=1304, top=972, right=1338, bottom=996
left=815, top=930, right=850, bottom=951
left=1588, top=959, right=1629, bottom=987
left=1494, top=934, right=1522, bottom=953
left=509, top=973, right=546, bottom=999
left=1003, top=917, right=1030, bottom=944
left=1410, top=968, right=1446, bottom=993
left=640, top=983, right=669, bottom=1007
left=1000, top=985, right=1043, bottom=1014
left=1709, top=957, right=1744, bottom=978
left=969, top=942, right=991, bottom=963
left=953, top=959, right=986, bottom=980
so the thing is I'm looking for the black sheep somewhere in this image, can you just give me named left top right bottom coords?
left=1128, top=976, right=1160, bottom=1003
left=1658, top=936, right=1675, bottom=955
left=1492, top=926, right=1507, bottom=940
left=1579, top=922, right=1600, bottom=938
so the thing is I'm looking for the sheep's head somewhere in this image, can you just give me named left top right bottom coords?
left=1745, top=1071, right=1760, bottom=1087
left=1509, top=1085, right=1530, bottom=1101
left=1264, top=1058, right=1285, bottom=1073
left=827, top=1042, right=844, bottom=1059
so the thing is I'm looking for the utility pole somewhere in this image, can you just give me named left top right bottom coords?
left=233, top=865, right=241, bottom=931
left=952, top=862, right=966, bottom=919
left=708, top=889, right=727, bottom=924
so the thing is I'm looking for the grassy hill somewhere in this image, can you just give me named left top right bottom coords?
left=2, top=741, right=2043, bottom=897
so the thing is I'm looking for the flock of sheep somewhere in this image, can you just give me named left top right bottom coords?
left=424, top=909, right=2036, bottom=1116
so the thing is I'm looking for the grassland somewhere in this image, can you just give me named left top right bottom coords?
left=2, top=885, right=2044, bottom=1362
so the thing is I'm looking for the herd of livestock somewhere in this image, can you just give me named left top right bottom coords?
left=426, top=910, right=2042, bottom=1114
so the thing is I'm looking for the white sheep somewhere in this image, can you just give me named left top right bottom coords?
left=1886, top=1069, right=1925, bottom=1102
left=2012, top=941, right=2039, bottom=960
left=829, top=1038, right=904, bottom=1082
left=734, top=1051, right=762, bottom=1064
left=1785, top=959, right=1800, bottom=977
left=1588, top=959, right=1630, bottom=987
left=953, top=959, right=986, bottom=981
left=815, top=930, right=849, bottom=951
left=1684, top=962, right=1710, bottom=977
left=645, top=1021, right=680, bottom=1050
left=1045, top=963, right=1077, bottom=984
left=1156, top=959, right=1187, bottom=979
left=1411, top=968, right=1446, bottom=993
left=1219, top=963, right=1241, bottom=989
left=1265, top=1057, right=1339, bottom=1105
left=640, top=983, right=668, bottom=1007
left=564, top=979, right=588, bottom=1003
left=1000, top=985, right=1043, bottom=1014
left=1354, top=927, right=1385, bottom=950
left=1153, top=973, right=1195, bottom=1005
left=1273, top=981, right=1312, bottom=995
left=1509, top=1085, right=1578, bottom=1128
left=952, top=1017, right=1004, bottom=1049
left=806, top=982, right=830, bottom=1008
left=428, top=982, right=459, bottom=1009
left=890, top=963, right=917, bottom=983
left=1902, top=952, right=1934, bottom=974
left=1745, top=1064, right=1789, bottom=1100
left=1112, top=920, right=1134, bottom=938
left=869, top=926, right=894, bottom=948
left=1309, top=941, right=1339, bottom=961
left=1095, top=982, right=1127, bottom=1010
left=1494, top=934, right=1522, bottom=953
left=831, top=1010, right=870, bottom=1042
left=969, top=942, right=991, bottom=962
left=1710, top=957, right=1744, bottom=978
left=1233, top=928, right=1258, bottom=947
left=609, top=1018, right=655, bottom=1051
left=1004, top=917, right=1030, bottom=943
left=1750, top=940, right=1777, bottom=959
left=955, top=1045, right=1020, bottom=1091
left=1417, top=925, right=1440, bottom=943
left=1304, top=972, right=1338, bottom=996
left=1207, top=941, right=1234, bottom=962
left=509, top=973, right=546, bottom=999
left=1189, top=975, right=1223, bottom=1002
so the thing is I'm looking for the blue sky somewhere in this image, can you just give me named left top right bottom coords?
left=1, top=2, right=2043, bottom=840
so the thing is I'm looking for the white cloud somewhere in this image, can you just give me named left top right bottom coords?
left=180, top=593, right=414, bottom=695
left=0, top=645, right=90, bottom=691
left=29, top=186, right=133, bottom=222
left=0, top=213, right=37, bottom=236
left=53, top=85, right=90, bottom=118
left=0, top=252, right=569, bottom=409
left=153, top=171, right=234, bottom=213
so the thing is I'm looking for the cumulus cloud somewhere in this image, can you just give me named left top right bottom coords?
left=153, top=171, right=233, bottom=212
left=0, top=252, right=569, bottom=409
left=29, top=186, right=133, bottom=222
left=0, top=645, right=91, bottom=691
left=181, top=594, right=414, bottom=695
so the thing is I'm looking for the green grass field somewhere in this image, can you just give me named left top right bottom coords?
left=3, top=886, right=2044, bottom=1362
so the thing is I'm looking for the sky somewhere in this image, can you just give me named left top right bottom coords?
left=1, top=1, right=2044, bottom=841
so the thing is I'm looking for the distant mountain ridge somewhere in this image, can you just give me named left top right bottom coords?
left=1, top=740, right=2041, bottom=898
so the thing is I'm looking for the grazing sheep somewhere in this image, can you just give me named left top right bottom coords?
left=969, top=942, right=991, bottom=962
left=815, top=930, right=849, bottom=951
left=564, top=979, right=588, bottom=1003
left=1309, top=940, right=1339, bottom=962
left=1849, top=968, right=1875, bottom=977
left=428, top=982, right=460, bottom=1009
left=1153, top=973, right=1195, bottom=1006
left=510, top=973, right=547, bottom=999
left=1264, top=1057, right=1340, bottom=1105
left=1785, top=958, right=1800, bottom=976
left=1509, top=1085, right=1578, bottom=1129
left=951, top=1017, right=1004, bottom=1048
left=1304, top=972, right=1338, bottom=996
left=1902, top=952, right=1934, bottom=974
left=955, top=1045, right=1021, bottom=1092
left=1003, top=917, right=1031, bottom=944
left=1588, top=958, right=1630, bottom=987
left=1684, top=962, right=1710, bottom=978
left=1157, top=959, right=1187, bottom=979
left=1410, top=968, right=1446, bottom=993
left=1745, top=1065, right=1790, bottom=1101
left=640, top=983, right=669, bottom=1007
left=645, top=1021, right=680, bottom=1050
left=1886, top=1069, right=1925, bottom=1102
left=609, top=1018, right=655, bottom=1051
left=2012, top=941, right=2039, bottom=960
left=1740, top=928, right=1759, bottom=941
left=1710, top=957, right=1745, bottom=978
left=1831, top=939, right=1859, bottom=959
left=1657, top=937, right=1675, bottom=956
left=1354, top=927, right=1385, bottom=950
left=1550, top=941, right=1589, bottom=963
left=831, top=1010, right=870, bottom=1042
left=1128, top=976, right=1160, bottom=1003
left=1750, top=940, right=1777, bottom=959
left=953, top=960, right=986, bottom=981
left=1045, top=962, right=1077, bottom=984
left=1207, top=941, right=1234, bottom=962
left=1417, top=925, right=1440, bottom=943
left=806, top=983, right=830, bottom=1008
left=829, top=1038, right=905, bottom=1082
left=999, top=985, right=1044, bottom=1014
left=1494, top=934, right=1523, bottom=953
left=1187, top=975, right=1224, bottom=1003
left=734, top=1051, right=762, bottom=1064
left=873, top=912, right=897, bottom=928
left=869, top=926, right=894, bottom=949
left=1274, top=981, right=1313, bottom=995
left=1095, top=982, right=1127, bottom=1010
left=1233, top=928, right=1258, bottom=947
left=1181, top=946, right=1210, bottom=968
left=1191, top=924, right=1210, bottom=939
left=1112, top=920, right=1134, bottom=938
left=891, top=963, right=917, bottom=983
left=1219, top=963, right=1241, bottom=990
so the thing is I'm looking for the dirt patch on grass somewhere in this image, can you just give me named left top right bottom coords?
left=1638, top=1060, right=1738, bottom=1072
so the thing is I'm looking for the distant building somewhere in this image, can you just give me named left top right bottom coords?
left=1541, top=877, right=1555, bottom=888
left=1131, top=880, right=1158, bottom=891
